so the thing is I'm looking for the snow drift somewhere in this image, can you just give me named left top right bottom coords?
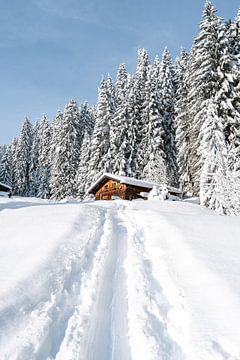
left=0, top=197, right=240, bottom=360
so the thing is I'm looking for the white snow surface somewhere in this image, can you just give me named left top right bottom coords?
left=0, top=197, right=240, bottom=360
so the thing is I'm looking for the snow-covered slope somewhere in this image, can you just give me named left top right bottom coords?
left=0, top=197, right=240, bottom=360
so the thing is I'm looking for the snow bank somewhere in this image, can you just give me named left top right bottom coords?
left=128, top=200, right=240, bottom=359
left=0, top=197, right=240, bottom=359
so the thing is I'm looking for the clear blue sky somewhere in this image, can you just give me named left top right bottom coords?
left=0, top=0, right=239, bottom=144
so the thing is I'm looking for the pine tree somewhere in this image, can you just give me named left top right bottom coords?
left=134, top=48, right=150, bottom=175
left=187, top=0, right=222, bottom=195
left=50, top=111, right=63, bottom=163
left=15, top=117, right=33, bottom=196
left=10, top=138, right=18, bottom=193
left=159, top=48, right=178, bottom=185
left=50, top=100, right=81, bottom=199
left=76, top=131, right=92, bottom=198
left=79, top=102, right=95, bottom=137
left=115, top=63, right=128, bottom=106
left=142, top=64, right=167, bottom=183
left=108, top=67, right=130, bottom=176
left=0, top=145, right=7, bottom=164
left=135, top=48, right=150, bottom=101
left=175, top=48, right=191, bottom=193
left=222, top=13, right=240, bottom=156
left=38, top=116, right=51, bottom=198
left=124, top=83, right=142, bottom=177
left=0, top=145, right=13, bottom=187
left=109, top=101, right=129, bottom=176
left=88, top=77, right=116, bottom=182
left=199, top=99, right=228, bottom=214
left=29, top=121, right=41, bottom=196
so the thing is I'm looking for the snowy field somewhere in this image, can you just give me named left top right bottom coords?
left=0, top=197, right=240, bottom=360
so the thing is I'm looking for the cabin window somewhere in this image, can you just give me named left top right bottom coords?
left=104, top=184, right=108, bottom=190
left=112, top=182, right=117, bottom=190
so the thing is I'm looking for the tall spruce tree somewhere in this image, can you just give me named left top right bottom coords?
left=116, top=63, right=129, bottom=106
left=0, top=145, right=6, bottom=164
left=135, top=48, right=150, bottom=175
left=222, top=13, right=240, bottom=159
left=175, top=48, right=192, bottom=193
left=50, top=100, right=81, bottom=199
left=187, top=0, right=222, bottom=195
left=142, top=64, right=167, bottom=183
left=0, top=145, right=13, bottom=187
left=79, top=102, right=95, bottom=137
left=15, top=117, right=32, bottom=196
left=88, top=77, right=116, bottom=182
left=38, top=116, right=51, bottom=198
left=10, top=138, right=18, bottom=193
left=159, top=48, right=178, bottom=185
left=107, top=66, right=130, bottom=175
left=199, top=99, right=228, bottom=214
left=76, top=131, right=92, bottom=198
left=29, top=121, right=41, bottom=196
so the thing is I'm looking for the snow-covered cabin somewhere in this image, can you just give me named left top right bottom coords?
left=0, top=182, right=12, bottom=197
left=87, top=173, right=181, bottom=200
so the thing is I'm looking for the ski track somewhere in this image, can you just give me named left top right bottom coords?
left=1, top=201, right=189, bottom=360
left=122, top=209, right=185, bottom=360
left=0, top=205, right=107, bottom=359
left=55, top=204, right=131, bottom=360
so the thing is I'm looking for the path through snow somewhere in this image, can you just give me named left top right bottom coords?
left=0, top=198, right=240, bottom=359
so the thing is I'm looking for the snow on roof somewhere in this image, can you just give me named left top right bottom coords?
left=87, top=173, right=181, bottom=194
left=0, top=182, right=12, bottom=190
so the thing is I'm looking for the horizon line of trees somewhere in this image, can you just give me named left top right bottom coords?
left=1, top=0, right=240, bottom=215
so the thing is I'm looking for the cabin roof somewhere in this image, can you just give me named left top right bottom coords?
left=0, top=182, right=12, bottom=190
left=87, top=173, right=181, bottom=194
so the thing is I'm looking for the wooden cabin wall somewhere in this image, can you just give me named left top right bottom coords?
left=94, top=179, right=151, bottom=200
left=95, top=180, right=127, bottom=200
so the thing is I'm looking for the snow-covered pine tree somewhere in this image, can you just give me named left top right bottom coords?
left=49, top=111, right=63, bottom=197
left=15, top=117, right=33, bottom=196
left=10, top=137, right=18, bottom=193
left=187, top=0, right=222, bottom=195
left=222, top=12, right=240, bottom=159
left=50, top=100, right=81, bottom=199
left=0, top=145, right=7, bottom=164
left=228, top=9, right=240, bottom=59
left=115, top=63, right=128, bottom=106
left=199, top=99, right=228, bottom=214
left=107, top=66, right=130, bottom=176
left=50, top=110, right=63, bottom=163
left=38, top=116, right=51, bottom=198
left=76, top=131, right=92, bottom=198
left=79, top=102, right=95, bottom=137
left=29, top=121, right=41, bottom=196
left=159, top=47, right=178, bottom=185
left=124, top=82, right=143, bottom=178
left=174, top=56, right=181, bottom=94
left=136, top=48, right=150, bottom=100
left=88, top=77, right=116, bottom=183
left=175, top=48, right=192, bottom=193
left=0, top=145, right=13, bottom=187
left=142, top=63, right=167, bottom=183
left=109, top=103, right=129, bottom=176
left=134, top=48, right=150, bottom=175
left=152, top=55, right=161, bottom=90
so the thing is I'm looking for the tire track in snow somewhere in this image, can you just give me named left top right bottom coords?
left=55, top=206, right=131, bottom=360
left=0, top=205, right=107, bottom=360
left=122, top=209, right=185, bottom=360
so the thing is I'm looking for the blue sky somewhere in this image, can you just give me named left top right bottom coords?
left=0, top=0, right=239, bottom=144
